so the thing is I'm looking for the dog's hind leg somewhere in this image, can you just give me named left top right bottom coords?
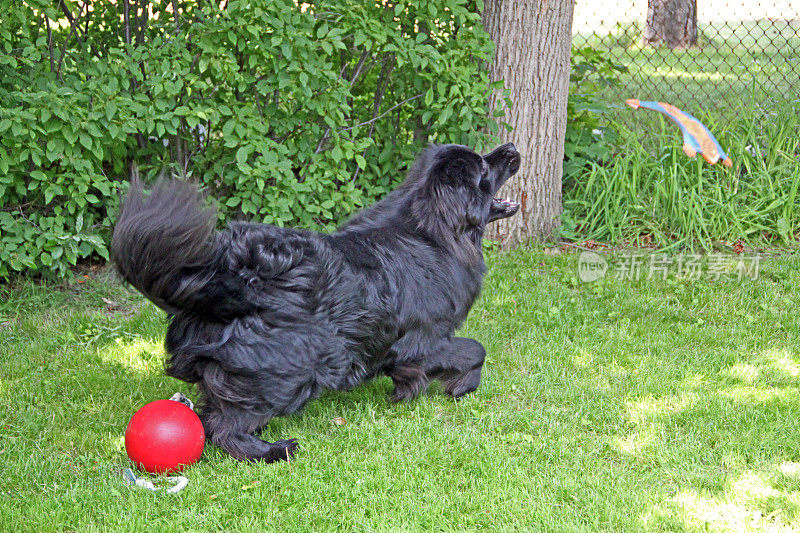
left=385, top=362, right=428, bottom=402
left=196, top=365, right=300, bottom=462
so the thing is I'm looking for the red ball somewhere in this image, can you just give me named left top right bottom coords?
left=125, top=400, right=205, bottom=474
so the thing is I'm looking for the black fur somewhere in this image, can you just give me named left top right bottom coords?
left=112, top=143, right=521, bottom=462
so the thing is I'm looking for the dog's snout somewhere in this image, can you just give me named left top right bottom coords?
left=484, top=142, right=521, bottom=175
left=503, top=144, right=520, bottom=168
left=497, top=142, right=517, bottom=157
left=505, top=143, right=520, bottom=160
left=505, top=144, right=521, bottom=174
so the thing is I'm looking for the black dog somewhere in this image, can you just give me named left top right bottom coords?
left=112, top=143, right=521, bottom=462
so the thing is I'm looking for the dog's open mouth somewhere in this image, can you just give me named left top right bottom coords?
left=487, top=196, right=520, bottom=223
left=492, top=197, right=520, bottom=211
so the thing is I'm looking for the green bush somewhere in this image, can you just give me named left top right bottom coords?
left=0, top=0, right=497, bottom=278
left=563, top=45, right=627, bottom=180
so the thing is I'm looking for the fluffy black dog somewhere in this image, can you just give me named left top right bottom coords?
left=112, top=143, right=521, bottom=462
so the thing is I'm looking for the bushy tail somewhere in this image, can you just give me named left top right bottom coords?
left=112, top=178, right=252, bottom=319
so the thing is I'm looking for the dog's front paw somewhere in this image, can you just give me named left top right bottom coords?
left=444, top=366, right=482, bottom=398
left=270, top=438, right=298, bottom=461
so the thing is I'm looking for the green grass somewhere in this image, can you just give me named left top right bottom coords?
left=3, top=248, right=800, bottom=531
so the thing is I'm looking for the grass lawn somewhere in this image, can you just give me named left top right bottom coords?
left=2, top=247, right=800, bottom=531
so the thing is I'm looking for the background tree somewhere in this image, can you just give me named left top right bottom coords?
left=482, top=0, right=576, bottom=247
left=643, top=0, right=698, bottom=48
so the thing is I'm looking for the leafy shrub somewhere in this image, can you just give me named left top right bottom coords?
left=563, top=46, right=627, bottom=180
left=0, top=0, right=497, bottom=278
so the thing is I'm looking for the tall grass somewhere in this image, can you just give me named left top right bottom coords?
left=563, top=104, right=800, bottom=249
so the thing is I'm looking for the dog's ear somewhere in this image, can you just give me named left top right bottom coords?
left=418, top=177, right=463, bottom=232
left=410, top=156, right=482, bottom=264
left=432, top=157, right=485, bottom=228
left=432, top=157, right=472, bottom=186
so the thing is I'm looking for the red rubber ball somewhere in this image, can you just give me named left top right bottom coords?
left=125, top=400, right=205, bottom=474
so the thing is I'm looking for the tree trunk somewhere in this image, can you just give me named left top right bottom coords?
left=482, top=0, right=575, bottom=247
left=643, top=0, right=698, bottom=49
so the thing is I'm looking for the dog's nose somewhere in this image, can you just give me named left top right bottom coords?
left=505, top=143, right=521, bottom=173
left=505, top=143, right=520, bottom=163
left=484, top=143, right=521, bottom=168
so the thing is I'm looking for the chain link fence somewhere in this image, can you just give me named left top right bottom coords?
left=573, top=1, right=800, bottom=116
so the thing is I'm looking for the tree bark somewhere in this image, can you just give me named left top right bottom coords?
left=643, top=0, right=698, bottom=49
left=482, top=0, right=575, bottom=247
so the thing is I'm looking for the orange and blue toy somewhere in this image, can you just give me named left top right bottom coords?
left=625, top=99, right=733, bottom=167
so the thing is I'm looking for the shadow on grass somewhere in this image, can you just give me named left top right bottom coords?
left=470, top=251, right=800, bottom=530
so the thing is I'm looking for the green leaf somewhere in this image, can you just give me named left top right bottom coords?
left=777, top=217, right=791, bottom=238
left=95, top=180, right=111, bottom=196
left=236, top=146, right=249, bottom=168
left=44, top=184, right=60, bottom=204
left=79, top=133, right=92, bottom=150
left=96, top=244, right=109, bottom=261
left=330, top=145, right=343, bottom=163
left=354, top=31, right=367, bottom=48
